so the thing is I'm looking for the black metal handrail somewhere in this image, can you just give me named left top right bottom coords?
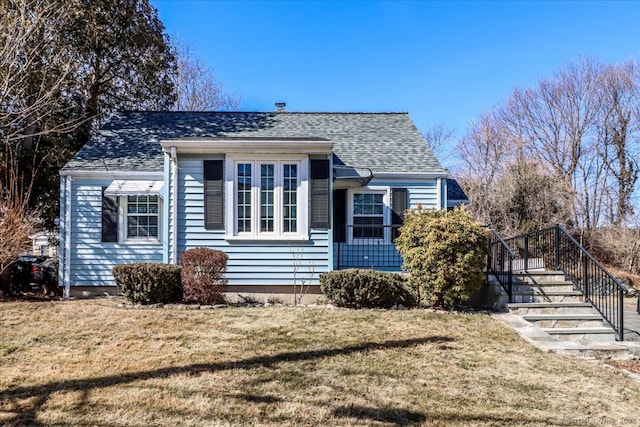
left=485, top=225, right=516, bottom=302
left=335, top=224, right=403, bottom=270
left=504, top=224, right=629, bottom=341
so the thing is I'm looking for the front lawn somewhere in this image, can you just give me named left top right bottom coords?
left=1, top=300, right=639, bottom=426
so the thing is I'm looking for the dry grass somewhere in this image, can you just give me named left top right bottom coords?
left=1, top=300, right=639, bottom=426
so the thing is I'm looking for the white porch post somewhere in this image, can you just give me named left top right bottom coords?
left=63, top=176, right=72, bottom=299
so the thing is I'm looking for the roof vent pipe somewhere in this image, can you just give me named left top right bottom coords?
left=275, top=102, right=286, bottom=112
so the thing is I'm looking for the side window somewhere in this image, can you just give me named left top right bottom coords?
left=126, top=195, right=159, bottom=239
left=352, top=193, right=385, bottom=239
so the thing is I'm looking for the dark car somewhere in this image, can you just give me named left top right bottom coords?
left=4, top=256, right=60, bottom=295
left=15, top=256, right=47, bottom=288
left=31, top=257, right=60, bottom=295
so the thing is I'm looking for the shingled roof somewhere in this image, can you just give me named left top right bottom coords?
left=61, top=111, right=446, bottom=175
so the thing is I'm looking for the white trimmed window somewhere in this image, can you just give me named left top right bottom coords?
left=225, top=155, right=309, bottom=239
left=102, top=182, right=163, bottom=244
left=348, top=188, right=390, bottom=243
left=126, top=195, right=159, bottom=240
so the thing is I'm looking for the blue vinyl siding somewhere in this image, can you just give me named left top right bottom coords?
left=67, top=179, right=163, bottom=287
left=175, top=156, right=330, bottom=286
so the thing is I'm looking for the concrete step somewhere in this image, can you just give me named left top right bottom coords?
left=541, top=327, right=617, bottom=343
left=515, top=280, right=575, bottom=289
left=513, top=270, right=566, bottom=280
left=516, top=290, right=582, bottom=303
left=508, top=302, right=596, bottom=315
left=522, top=313, right=605, bottom=328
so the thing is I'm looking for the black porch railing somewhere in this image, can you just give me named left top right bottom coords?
left=504, top=225, right=628, bottom=341
left=486, top=225, right=515, bottom=302
left=335, top=225, right=403, bottom=270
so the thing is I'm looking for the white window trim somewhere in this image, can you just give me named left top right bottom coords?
left=117, top=195, right=162, bottom=244
left=347, top=186, right=391, bottom=244
left=224, top=154, right=309, bottom=241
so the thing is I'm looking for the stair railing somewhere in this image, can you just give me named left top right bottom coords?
left=486, top=226, right=516, bottom=303
left=504, top=224, right=629, bottom=341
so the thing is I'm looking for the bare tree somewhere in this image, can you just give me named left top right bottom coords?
left=172, top=42, right=240, bottom=111
left=422, top=122, right=455, bottom=164
left=456, top=112, right=513, bottom=228
left=456, top=110, right=571, bottom=236
left=502, top=58, right=602, bottom=229
left=0, top=0, right=78, bottom=282
left=597, top=61, right=640, bottom=226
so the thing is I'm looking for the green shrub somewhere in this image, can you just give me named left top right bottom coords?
left=112, top=263, right=182, bottom=304
left=319, top=269, right=414, bottom=308
left=180, top=248, right=228, bottom=304
left=395, top=205, right=488, bottom=309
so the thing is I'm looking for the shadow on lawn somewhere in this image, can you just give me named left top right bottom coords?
left=333, top=405, right=426, bottom=425
left=1, top=336, right=450, bottom=425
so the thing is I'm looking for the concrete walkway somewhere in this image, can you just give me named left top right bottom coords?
left=623, top=305, right=640, bottom=342
left=493, top=307, right=640, bottom=360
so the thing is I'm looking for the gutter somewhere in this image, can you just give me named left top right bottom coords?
left=170, top=147, right=178, bottom=264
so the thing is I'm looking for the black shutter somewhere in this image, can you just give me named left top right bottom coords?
left=391, top=188, right=408, bottom=239
left=102, top=187, right=119, bottom=242
left=310, top=159, right=330, bottom=229
left=204, top=160, right=224, bottom=230
left=333, top=189, right=347, bottom=243
left=391, top=188, right=408, bottom=225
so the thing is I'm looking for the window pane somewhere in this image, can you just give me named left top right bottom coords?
left=353, top=217, right=384, bottom=238
left=283, top=164, right=297, bottom=233
left=260, top=164, right=275, bottom=232
left=237, top=163, right=252, bottom=232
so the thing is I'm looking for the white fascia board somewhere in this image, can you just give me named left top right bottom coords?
left=59, top=170, right=163, bottom=179
left=160, top=139, right=334, bottom=155
left=373, top=171, right=450, bottom=180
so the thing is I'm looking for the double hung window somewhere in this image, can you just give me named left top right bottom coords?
left=353, top=193, right=385, bottom=239
left=349, top=189, right=389, bottom=243
left=126, top=195, right=159, bottom=239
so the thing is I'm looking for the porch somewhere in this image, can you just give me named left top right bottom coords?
left=333, top=224, right=403, bottom=271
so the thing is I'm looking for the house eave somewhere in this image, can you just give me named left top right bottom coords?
left=160, top=138, right=334, bottom=155
left=373, top=171, right=450, bottom=179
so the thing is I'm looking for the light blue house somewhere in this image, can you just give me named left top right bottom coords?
left=59, top=110, right=449, bottom=299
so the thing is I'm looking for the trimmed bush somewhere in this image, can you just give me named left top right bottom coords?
left=180, top=248, right=228, bottom=304
left=112, top=263, right=181, bottom=304
left=320, top=269, right=414, bottom=308
left=395, top=205, right=488, bottom=309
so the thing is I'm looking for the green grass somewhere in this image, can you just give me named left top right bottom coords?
left=1, top=299, right=639, bottom=426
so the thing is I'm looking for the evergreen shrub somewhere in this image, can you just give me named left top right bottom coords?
left=319, top=269, right=414, bottom=308
left=112, top=263, right=182, bottom=304
left=395, top=205, right=488, bottom=308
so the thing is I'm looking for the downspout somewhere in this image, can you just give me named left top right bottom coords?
left=170, top=147, right=178, bottom=264
left=436, top=177, right=443, bottom=210
left=64, top=176, right=72, bottom=299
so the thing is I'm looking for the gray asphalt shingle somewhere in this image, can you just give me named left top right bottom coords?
left=62, top=111, right=446, bottom=175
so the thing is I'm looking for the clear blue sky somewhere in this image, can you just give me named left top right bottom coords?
left=152, top=0, right=640, bottom=164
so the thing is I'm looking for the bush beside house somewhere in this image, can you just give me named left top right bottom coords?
left=112, top=263, right=182, bottom=304
left=396, top=205, right=488, bottom=309
left=320, top=269, right=414, bottom=308
left=180, top=247, right=228, bottom=305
